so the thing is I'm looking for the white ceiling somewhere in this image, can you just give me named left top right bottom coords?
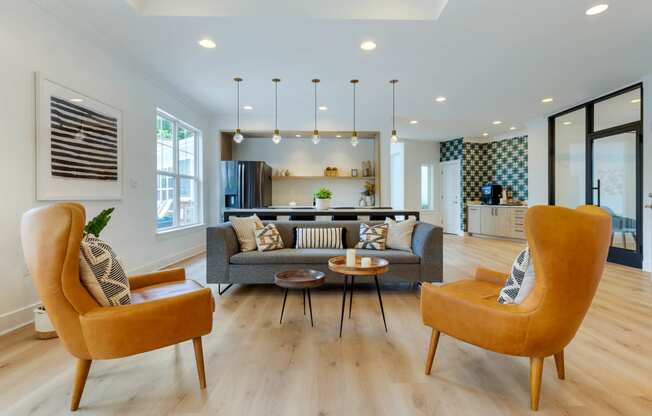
left=34, top=0, right=652, bottom=140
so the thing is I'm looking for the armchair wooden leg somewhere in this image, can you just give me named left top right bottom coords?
left=192, top=337, right=207, bottom=389
left=554, top=350, right=565, bottom=380
left=71, top=359, right=92, bottom=411
left=425, top=328, right=440, bottom=375
left=530, top=357, right=544, bottom=411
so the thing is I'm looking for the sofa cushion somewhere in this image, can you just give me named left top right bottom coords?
left=230, top=248, right=420, bottom=265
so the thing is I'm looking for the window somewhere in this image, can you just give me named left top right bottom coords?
left=156, top=110, right=202, bottom=231
left=421, top=164, right=434, bottom=210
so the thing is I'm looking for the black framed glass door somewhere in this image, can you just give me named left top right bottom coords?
left=549, top=83, right=643, bottom=268
left=588, top=125, right=643, bottom=267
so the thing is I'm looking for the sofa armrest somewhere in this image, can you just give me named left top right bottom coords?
left=474, top=267, right=509, bottom=286
left=206, top=223, right=239, bottom=284
left=412, top=222, right=443, bottom=282
left=129, top=268, right=185, bottom=290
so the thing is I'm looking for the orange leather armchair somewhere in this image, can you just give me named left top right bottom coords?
left=421, top=205, right=611, bottom=410
left=21, top=203, right=215, bottom=411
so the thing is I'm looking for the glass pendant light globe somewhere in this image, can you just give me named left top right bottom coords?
left=233, top=129, right=244, bottom=143
left=312, top=132, right=320, bottom=144
left=351, top=134, right=359, bottom=147
left=272, top=129, right=282, bottom=144
left=390, top=129, right=398, bottom=144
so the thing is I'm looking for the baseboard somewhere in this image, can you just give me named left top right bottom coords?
left=0, top=244, right=206, bottom=338
left=642, top=259, right=651, bottom=273
left=0, top=302, right=41, bottom=337
left=128, top=244, right=206, bottom=275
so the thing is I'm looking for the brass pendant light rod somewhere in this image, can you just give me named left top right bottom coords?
left=390, top=79, right=398, bottom=143
left=233, top=77, right=243, bottom=143
left=272, top=78, right=281, bottom=144
left=350, top=79, right=359, bottom=146
left=312, top=79, right=320, bottom=144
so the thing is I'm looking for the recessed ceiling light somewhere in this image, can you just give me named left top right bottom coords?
left=482, top=133, right=489, bottom=137
left=242, top=105, right=253, bottom=110
left=198, top=39, right=217, bottom=49
left=509, top=126, right=517, bottom=131
left=586, top=4, right=609, bottom=16
left=295, top=134, right=301, bottom=138
left=492, top=120, right=502, bottom=125
left=318, top=106, right=328, bottom=111
left=336, top=134, right=342, bottom=138
left=435, top=96, right=447, bottom=103
left=409, top=120, right=419, bottom=124
left=360, top=40, right=377, bottom=51
left=563, top=121, right=572, bottom=126
left=541, top=97, right=554, bottom=103
left=631, top=98, right=641, bottom=104
left=69, top=98, right=84, bottom=103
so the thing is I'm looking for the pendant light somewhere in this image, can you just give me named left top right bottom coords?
left=272, top=78, right=282, bottom=144
left=390, top=79, right=398, bottom=144
left=312, top=79, right=320, bottom=144
left=233, top=77, right=244, bottom=143
left=350, top=79, right=359, bottom=147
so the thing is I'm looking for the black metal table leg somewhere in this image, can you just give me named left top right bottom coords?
left=303, top=289, right=306, bottom=315
left=348, top=276, right=355, bottom=318
left=374, top=275, right=388, bottom=332
left=307, top=289, right=314, bottom=327
left=279, top=288, right=289, bottom=324
left=218, top=283, right=233, bottom=295
left=339, top=275, right=349, bottom=337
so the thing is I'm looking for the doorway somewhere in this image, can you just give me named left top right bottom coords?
left=549, top=84, right=643, bottom=268
left=441, top=159, right=461, bottom=234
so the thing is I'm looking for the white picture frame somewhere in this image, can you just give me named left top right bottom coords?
left=36, top=73, right=123, bottom=200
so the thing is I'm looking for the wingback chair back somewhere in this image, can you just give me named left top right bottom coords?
left=519, top=205, right=612, bottom=357
left=21, top=203, right=98, bottom=359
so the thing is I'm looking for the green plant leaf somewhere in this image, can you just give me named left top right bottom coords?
left=83, top=207, right=115, bottom=237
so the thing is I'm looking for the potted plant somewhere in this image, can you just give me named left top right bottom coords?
left=362, top=181, right=375, bottom=206
left=313, top=187, right=333, bottom=210
left=33, top=208, right=115, bottom=340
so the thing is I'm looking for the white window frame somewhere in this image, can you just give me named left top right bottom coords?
left=156, top=109, right=203, bottom=233
left=420, top=163, right=435, bottom=211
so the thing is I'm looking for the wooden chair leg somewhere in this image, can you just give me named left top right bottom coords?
left=71, top=359, right=92, bottom=411
left=425, top=328, right=440, bottom=375
left=193, top=337, right=207, bottom=389
left=554, top=350, right=565, bottom=380
left=530, top=357, right=544, bottom=411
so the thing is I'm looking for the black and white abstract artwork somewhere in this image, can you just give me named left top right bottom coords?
left=37, top=73, right=123, bottom=200
left=49, top=96, right=118, bottom=181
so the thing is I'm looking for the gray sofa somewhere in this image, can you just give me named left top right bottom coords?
left=206, top=221, right=443, bottom=285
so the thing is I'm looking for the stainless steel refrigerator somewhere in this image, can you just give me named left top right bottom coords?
left=221, top=161, right=272, bottom=209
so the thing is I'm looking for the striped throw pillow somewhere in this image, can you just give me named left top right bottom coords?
left=294, top=227, right=344, bottom=249
left=79, top=235, right=131, bottom=307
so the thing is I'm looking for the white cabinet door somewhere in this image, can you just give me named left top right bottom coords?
left=495, top=208, right=512, bottom=237
left=481, top=207, right=496, bottom=235
left=468, top=206, right=481, bottom=234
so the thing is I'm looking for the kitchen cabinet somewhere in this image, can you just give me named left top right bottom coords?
left=467, top=205, right=527, bottom=240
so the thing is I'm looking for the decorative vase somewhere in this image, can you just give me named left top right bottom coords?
left=315, top=198, right=331, bottom=210
left=364, top=195, right=375, bottom=207
left=34, top=307, right=57, bottom=340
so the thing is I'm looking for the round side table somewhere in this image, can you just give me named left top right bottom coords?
left=328, top=256, right=390, bottom=337
left=274, top=269, right=326, bottom=327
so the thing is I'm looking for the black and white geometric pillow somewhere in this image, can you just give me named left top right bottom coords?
left=355, top=223, right=388, bottom=251
left=498, top=247, right=536, bottom=304
left=79, top=235, right=131, bottom=306
left=255, top=223, right=284, bottom=252
left=294, top=227, right=344, bottom=249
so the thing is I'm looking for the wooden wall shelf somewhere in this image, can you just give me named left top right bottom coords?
left=272, top=176, right=375, bottom=180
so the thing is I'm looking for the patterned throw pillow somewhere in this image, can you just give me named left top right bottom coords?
left=355, top=223, right=388, bottom=251
left=79, top=235, right=131, bottom=307
left=294, top=227, right=344, bottom=249
left=254, top=223, right=284, bottom=252
left=498, top=247, right=536, bottom=304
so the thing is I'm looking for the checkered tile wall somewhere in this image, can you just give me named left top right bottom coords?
left=439, top=136, right=528, bottom=231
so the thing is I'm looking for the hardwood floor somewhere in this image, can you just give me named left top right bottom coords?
left=1, top=235, right=651, bottom=415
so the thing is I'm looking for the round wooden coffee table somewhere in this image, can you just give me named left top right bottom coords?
left=274, top=269, right=326, bottom=327
left=328, top=256, right=390, bottom=337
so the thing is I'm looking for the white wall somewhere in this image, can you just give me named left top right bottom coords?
left=232, top=137, right=376, bottom=206
left=401, top=139, right=441, bottom=224
left=0, top=1, right=215, bottom=334
left=526, top=118, right=549, bottom=206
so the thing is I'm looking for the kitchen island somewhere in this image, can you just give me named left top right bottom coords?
left=222, top=207, right=420, bottom=222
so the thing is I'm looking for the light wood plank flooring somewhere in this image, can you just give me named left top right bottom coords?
left=1, top=235, right=651, bottom=415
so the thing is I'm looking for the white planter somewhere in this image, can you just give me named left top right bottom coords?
left=34, top=307, right=58, bottom=339
left=315, top=198, right=331, bottom=210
